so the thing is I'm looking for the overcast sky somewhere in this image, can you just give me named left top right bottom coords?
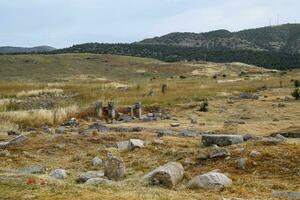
left=0, top=0, right=299, bottom=48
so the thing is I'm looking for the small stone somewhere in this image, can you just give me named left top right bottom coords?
left=210, top=147, right=230, bottom=159
left=49, top=169, right=67, bottom=180
left=197, top=152, right=208, bottom=161
left=156, top=129, right=173, bottom=137
left=77, top=171, right=104, bottom=183
left=170, top=122, right=180, bottom=127
left=0, top=150, right=10, bottom=157
left=92, top=157, right=103, bottom=166
left=234, top=148, right=245, bottom=153
left=104, top=153, right=125, bottom=181
left=249, top=150, right=261, bottom=158
left=243, top=133, right=259, bottom=141
left=116, top=141, right=130, bottom=151
left=178, top=129, right=199, bottom=137
left=236, top=158, right=248, bottom=170
left=152, top=139, right=164, bottom=145
left=55, top=127, right=66, bottom=134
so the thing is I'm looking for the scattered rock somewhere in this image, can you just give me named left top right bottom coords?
left=196, top=151, right=208, bottom=161
left=128, top=139, right=144, bottom=150
left=170, top=122, right=180, bottom=127
left=236, top=158, right=248, bottom=170
left=271, top=131, right=300, bottom=138
left=113, top=127, right=143, bottom=132
left=92, top=157, right=103, bottom=166
left=49, top=169, right=67, bottom=180
left=15, top=165, right=45, bottom=174
left=152, top=139, right=164, bottom=145
left=7, top=130, right=21, bottom=136
left=62, top=118, right=78, bottom=127
left=116, top=141, right=130, bottom=151
left=77, top=171, right=105, bottom=183
left=249, top=150, right=261, bottom=158
left=210, top=146, right=230, bottom=158
left=85, top=178, right=112, bottom=186
left=177, top=129, right=199, bottom=137
left=202, top=134, right=244, bottom=146
left=104, top=153, right=125, bottom=181
left=272, top=191, right=300, bottom=199
left=190, top=117, right=198, bottom=124
left=55, top=127, right=66, bottom=134
left=240, top=92, right=259, bottom=100
left=156, top=129, right=174, bottom=137
left=243, top=133, right=259, bottom=141
left=260, top=135, right=286, bottom=145
left=144, top=162, right=184, bottom=188
left=234, top=147, right=245, bottom=153
left=0, top=149, right=10, bottom=157
left=187, top=172, right=232, bottom=189
left=0, top=135, right=26, bottom=149
left=118, top=114, right=133, bottom=123
left=89, top=123, right=110, bottom=133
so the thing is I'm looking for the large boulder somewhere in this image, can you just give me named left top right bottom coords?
left=187, top=172, right=232, bottom=189
left=202, top=134, right=244, bottom=146
left=104, top=153, right=125, bottom=181
left=144, top=162, right=184, bottom=188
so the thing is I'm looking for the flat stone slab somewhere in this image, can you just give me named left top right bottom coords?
left=271, top=131, right=300, bottom=138
left=202, top=134, right=244, bottom=146
left=76, top=171, right=104, bottom=183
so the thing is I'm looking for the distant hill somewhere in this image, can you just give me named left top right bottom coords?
left=139, top=24, right=300, bottom=54
left=0, top=46, right=56, bottom=54
left=54, top=43, right=300, bottom=70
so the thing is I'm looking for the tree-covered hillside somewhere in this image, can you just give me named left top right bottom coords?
left=54, top=43, right=300, bottom=70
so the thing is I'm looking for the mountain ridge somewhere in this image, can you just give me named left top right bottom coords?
left=0, top=46, right=56, bottom=54
left=139, top=23, right=300, bottom=54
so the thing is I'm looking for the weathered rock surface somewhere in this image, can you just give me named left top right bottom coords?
left=202, top=134, right=244, bottom=146
left=76, top=171, right=105, bottom=183
left=156, top=129, right=174, bottom=137
left=249, top=150, right=261, bottom=158
left=210, top=147, right=230, bottom=158
left=49, top=169, right=67, bottom=180
left=55, top=127, right=66, bottom=134
left=144, top=162, right=184, bottom=188
left=15, top=165, right=45, bottom=174
left=187, top=172, right=232, bottom=189
left=177, top=129, right=199, bottom=137
left=271, top=131, right=300, bottom=138
left=104, top=153, right=125, bottom=181
left=0, top=135, right=26, bottom=149
left=89, top=123, right=110, bottom=133
left=128, top=139, right=144, bottom=150
left=116, top=141, right=130, bottom=151
left=236, top=158, right=248, bottom=170
left=92, top=157, right=103, bottom=166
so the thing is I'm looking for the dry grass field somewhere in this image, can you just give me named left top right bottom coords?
left=0, top=54, right=299, bottom=200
